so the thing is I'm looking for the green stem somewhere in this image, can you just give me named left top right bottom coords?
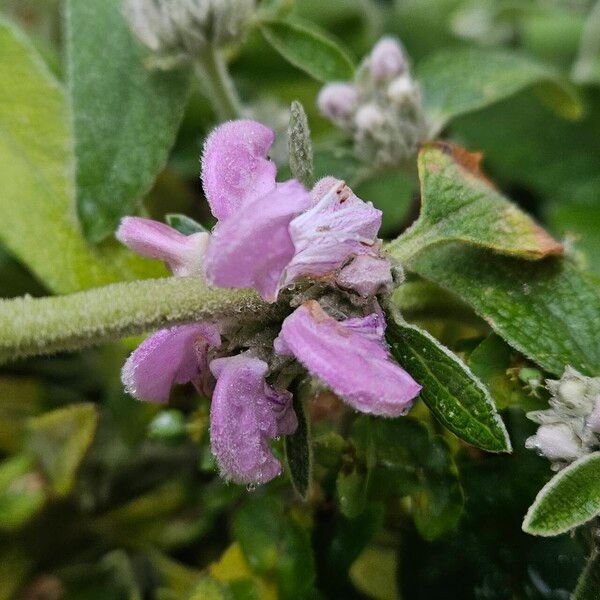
left=195, top=45, right=243, bottom=120
left=0, top=278, right=277, bottom=365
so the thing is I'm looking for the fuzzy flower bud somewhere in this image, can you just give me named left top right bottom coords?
left=525, top=423, right=583, bottom=463
left=526, top=366, right=600, bottom=468
left=369, top=37, right=407, bottom=81
left=317, top=83, right=358, bottom=125
left=124, top=0, right=255, bottom=61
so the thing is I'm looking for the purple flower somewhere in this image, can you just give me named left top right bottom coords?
left=122, top=323, right=221, bottom=402
left=201, top=119, right=278, bottom=220
left=210, top=354, right=297, bottom=484
left=274, top=301, right=421, bottom=417
left=283, top=177, right=383, bottom=285
left=116, top=217, right=209, bottom=277
left=337, top=254, right=393, bottom=297
left=205, top=180, right=309, bottom=301
left=369, top=37, right=407, bottom=81
left=201, top=120, right=311, bottom=301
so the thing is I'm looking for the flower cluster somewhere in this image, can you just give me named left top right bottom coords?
left=526, top=367, right=600, bottom=470
left=317, top=37, right=428, bottom=169
left=123, top=0, right=255, bottom=63
left=117, top=119, right=422, bottom=485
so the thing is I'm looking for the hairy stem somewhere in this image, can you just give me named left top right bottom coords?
left=195, top=45, right=243, bottom=120
left=0, top=278, right=277, bottom=365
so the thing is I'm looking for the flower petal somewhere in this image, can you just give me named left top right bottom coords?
left=201, top=119, right=277, bottom=220
left=122, top=323, right=220, bottom=402
left=284, top=178, right=382, bottom=284
left=274, top=301, right=421, bottom=417
left=204, top=180, right=310, bottom=301
left=337, top=254, right=393, bottom=297
left=210, top=354, right=297, bottom=484
left=116, top=216, right=208, bottom=277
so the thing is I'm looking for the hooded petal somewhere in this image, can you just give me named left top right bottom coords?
left=201, top=119, right=277, bottom=220
left=210, top=354, right=297, bottom=484
left=337, top=254, right=393, bottom=297
left=283, top=178, right=382, bottom=285
left=204, top=180, right=311, bottom=301
left=116, top=217, right=209, bottom=277
left=122, top=323, right=220, bottom=402
left=274, top=301, right=421, bottom=417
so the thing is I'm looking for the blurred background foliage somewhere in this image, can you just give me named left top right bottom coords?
left=0, top=0, right=598, bottom=598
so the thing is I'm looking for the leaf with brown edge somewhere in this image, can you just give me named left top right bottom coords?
left=387, top=142, right=563, bottom=264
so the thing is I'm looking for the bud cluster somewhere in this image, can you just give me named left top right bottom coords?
left=123, top=0, right=255, bottom=63
left=317, top=37, right=428, bottom=169
left=526, top=367, right=600, bottom=470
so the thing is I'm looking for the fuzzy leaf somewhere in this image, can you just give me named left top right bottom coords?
left=386, top=317, right=511, bottom=453
left=287, top=100, right=314, bottom=188
left=259, top=18, right=354, bottom=82
left=0, top=18, right=163, bottom=294
left=284, top=393, right=312, bottom=501
left=572, top=553, right=600, bottom=600
left=26, top=403, right=98, bottom=497
left=523, top=452, right=600, bottom=536
left=387, top=142, right=563, bottom=263
left=410, top=244, right=600, bottom=376
left=66, top=0, right=191, bottom=242
left=417, top=47, right=583, bottom=135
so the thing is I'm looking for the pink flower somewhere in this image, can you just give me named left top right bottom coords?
left=337, top=254, right=393, bottom=297
left=116, top=217, right=209, bottom=277
left=274, top=300, right=421, bottom=417
left=122, top=323, right=221, bottom=402
left=201, top=120, right=311, bottom=301
left=283, top=177, right=383, bottom=285
left=370, top=37, right=407, bottom=81
left=210, top=354, right=297, bottom=484
left=317, top=82, right=358, bottom=124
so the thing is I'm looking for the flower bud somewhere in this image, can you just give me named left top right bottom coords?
left=317, top=83, right=358, bottom=124
left=124, top=0, right=255, bottom=60
left=369, top=37, right=407, bottom=81
left=525, top=423, right=583, bottom=462
left=387, top=74, right=417, bottom=106
left=354, top=103, right=386, bottom=131
left=587, top=395, right=600, bottom=434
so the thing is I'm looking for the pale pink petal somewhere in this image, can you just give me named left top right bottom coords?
left=283, top=178, right=382, bottom=284
left=370, top=37, right=407, bottom=81
left=337, top=254, right=393, bottom=296
left=204, top=180, right=311, bottom=301
left=116, top=217, right=208, bottom=277
left=210, top=354, right=297, bottom=484
left=274, top=301, right=421, bottom=417
left=201, top=120, right=277, bottom=220
left=122, top=323, right=221, bottom=403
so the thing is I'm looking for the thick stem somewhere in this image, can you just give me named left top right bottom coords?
left=195, top=45, right=243, bottom=120
left=0, top=278, right=277, bottom=365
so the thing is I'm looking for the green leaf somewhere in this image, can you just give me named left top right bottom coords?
left=523, top=452, right=600, bottom=536
left=386, top=317, right=511, bottom=453
left=259, top=18, right=354, bottom=82
left=572, top=1, right=600, bottom=85
left=165, top=214, right=208, bottom=235
left=349, top=545, right=398, bottom=600
left=352, top=417, right=463, bottom=541
left=66, top=0, right=191, bottom=242
left=387, top=142, right=563, bottom=263
left=26, top=403, right=98, bottom=497
left=337, top=466, right=369, bottom=520
left=287, top=100, right=314, bottom=188
left=573, top=553, right=600, bottom=600
left=233, top=495, right=315, bottom=599
left=417, top=47, right=583, bottom=135
left=409, top=244, right=600, bottom=377
left=0, top=455, right=46, bottom=530
left=284, top=392, right=312, bottom=501
left=0, top=17, right=163, bottom=294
